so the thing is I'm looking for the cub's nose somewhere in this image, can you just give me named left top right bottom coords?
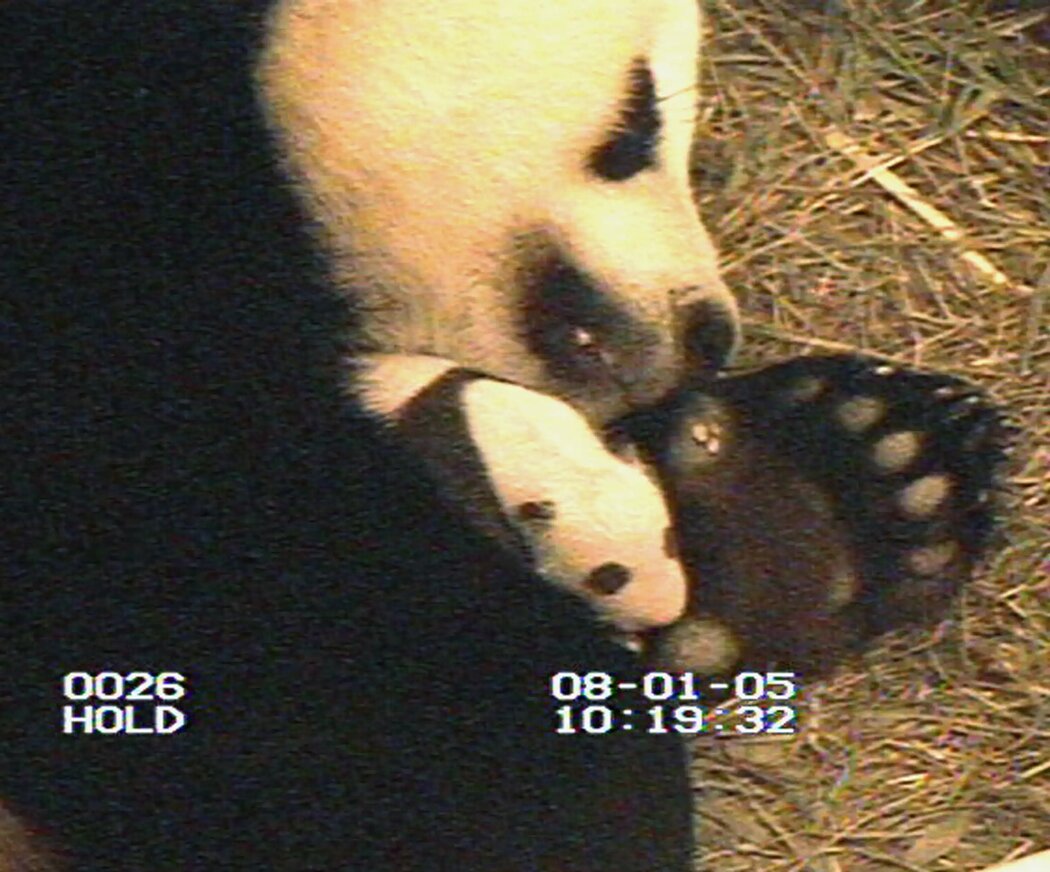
left=676, top=296, right=740, bottom=374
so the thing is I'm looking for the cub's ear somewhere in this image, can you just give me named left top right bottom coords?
left=627, top=355, right=1012, bottom=680
left=350, top=354, right=691, bottom=635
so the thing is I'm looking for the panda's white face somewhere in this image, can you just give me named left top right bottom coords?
left=259, top=0, right=739, bottom=426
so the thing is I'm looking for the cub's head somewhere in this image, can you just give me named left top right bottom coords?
left=258, top=0, right=739, bottom=426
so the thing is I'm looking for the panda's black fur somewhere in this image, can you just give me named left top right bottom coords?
left=1, top=4, right=694, bottom=870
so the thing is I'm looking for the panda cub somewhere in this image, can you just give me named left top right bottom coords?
left=357, top=352, right=1009, bottom=679
left=352, top=353, right=689, bottom=634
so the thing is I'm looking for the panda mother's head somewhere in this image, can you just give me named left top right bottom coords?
left=259, top=0, right=739, bottom=426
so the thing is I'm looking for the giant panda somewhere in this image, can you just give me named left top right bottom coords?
left=0, top=2, right=1007, bottom=872
left=0, top=1, right=729, bottom=869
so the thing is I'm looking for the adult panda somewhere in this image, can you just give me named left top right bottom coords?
left=0, top=1, right=1008, bottom=871
left=1, top=0, right=730, bottom=870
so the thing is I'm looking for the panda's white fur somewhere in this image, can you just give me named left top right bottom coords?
left=354, top=353, right=689, bottom=632
left=258, top=0, right=739, bottom=428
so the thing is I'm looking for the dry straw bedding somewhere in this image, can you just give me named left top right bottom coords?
left=689, top=0, right=1049, bottom=869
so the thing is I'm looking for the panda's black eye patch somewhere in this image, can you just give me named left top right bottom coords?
left=588, top=58, right=660, bottom=182
left=585, top=562, right=633, bottom=595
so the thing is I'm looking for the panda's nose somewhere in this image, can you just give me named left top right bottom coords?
left=676, top=296, right=740, bottom=374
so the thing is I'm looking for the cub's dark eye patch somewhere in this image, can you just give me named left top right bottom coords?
left=517, top=500, right=557, bottom=523
left=584, top=562, right=633, bottom=595
left=588, top=58, right=660, bottom=182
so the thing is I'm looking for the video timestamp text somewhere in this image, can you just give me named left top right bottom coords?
left=550, top=670, right=800, bottom=735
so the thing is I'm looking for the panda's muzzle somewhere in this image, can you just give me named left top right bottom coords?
left=672, top=290, right=741, bottom=381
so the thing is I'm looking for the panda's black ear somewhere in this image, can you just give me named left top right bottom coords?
left=635, top=354, right=1012, bottom=679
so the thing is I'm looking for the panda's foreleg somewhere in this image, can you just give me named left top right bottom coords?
left=350, top=353, right=689, bottom=634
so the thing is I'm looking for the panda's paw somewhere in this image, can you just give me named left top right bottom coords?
left=632, top=354, right=1012, bottom=677
left=703, top=355, right=1009, bottom=635
left=730, top=355, right=1010, bottom=634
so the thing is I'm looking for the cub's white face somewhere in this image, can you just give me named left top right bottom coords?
left=259, top=0, right=738, bottom=426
